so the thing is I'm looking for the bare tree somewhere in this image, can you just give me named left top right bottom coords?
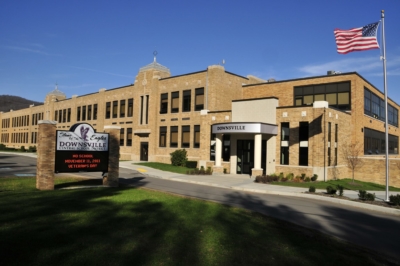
left=341, top=141, right=364, bottom=183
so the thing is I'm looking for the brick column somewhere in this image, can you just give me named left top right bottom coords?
left=36, top=120, right=57, bottom=190
left=103, top=126, right=121, bottom=187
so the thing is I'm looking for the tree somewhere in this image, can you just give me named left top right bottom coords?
left=341, top=141, right=364, bottom=183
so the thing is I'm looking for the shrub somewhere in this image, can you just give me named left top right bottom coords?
left=311, top=174, right=318, bottom=182
left=304, top=177, right=311, bottom=182
left=300, top=173, right=306, bottom=180
left=0, top=143, right=6, bottom=150
left=326, top=186, right=337, bottom=195
left=170, top=149, right=188, bottom=167
left=294, top=176, right=302, bottom=182
left=28, top=146, right=37, bottom=152
left=365, top=193, right=375, bottom=201
left=336, top=185, right=344, bottom=196
left=223, top=168, right=227, bottom=174
left=199, top=166, right=206, bottom=175
left=185, top=161, right=197, bottom=168
left=279, top=172, right=284, bottom=180
left=206, top=167, right=213, bottom=175
left=309, top=186, right=316, bottom=193
left=286, top=173, right=294, bottom=181
left=20, top=146, right=26, bottom=152
left=389, top=194, right=400, bottom=206
left=358, top=190, right=367, bottom=200
left=254, top=175, right=279, bottom=183
left=280, top=177, right=288, bottom=182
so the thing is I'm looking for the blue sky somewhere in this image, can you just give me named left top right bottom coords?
left=1, top=0, right=399, bottom=104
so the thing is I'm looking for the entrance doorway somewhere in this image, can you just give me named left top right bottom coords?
left=237, top=140, right=254, bottom=174
left=140, top=142, right=148, bottom=161
left=236, top=139, right=267, bottom=175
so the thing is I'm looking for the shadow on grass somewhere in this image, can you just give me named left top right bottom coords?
left=0, top=178, right=399, bottom=265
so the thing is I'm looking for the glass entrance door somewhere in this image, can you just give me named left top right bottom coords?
left=237, top=140, right=254, bottom=174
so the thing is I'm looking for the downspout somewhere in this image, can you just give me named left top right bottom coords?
left=205, top=68, right=209, bottom=110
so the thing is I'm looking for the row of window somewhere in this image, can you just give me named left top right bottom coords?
left=159, top=125, right=201, bottom=148
left=1, top=118, right=10, bottom=128
left=364, top=127, right=398, bottom=154
left=1, top=133, right=9, bottom=143
left=294, top=82, right=351, bottom=110
left=160, top=88, right=204, bottom=114
left=1, top=112, right=43, bottom=128
left=76, top=104, right=98, bottom=122
left=2, top=132, right=38, bottom=144
left=364, top=88, right=398, bottom=127
left=10, top=132, right=29, bottom=143
left=11, top=115, right=29, bottom=128
left=106, top=99, right=133, bottom=119
left=32, top=113, right=44, bottom=126
left=55, top=108, right=72, bottom=123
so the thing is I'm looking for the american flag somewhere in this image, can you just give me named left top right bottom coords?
left=334, top=22, right=380, bottom=54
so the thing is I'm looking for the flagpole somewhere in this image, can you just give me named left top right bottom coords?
left=381, top=10, right=389, bottom=202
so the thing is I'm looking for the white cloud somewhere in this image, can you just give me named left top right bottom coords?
left=69, top=66, right=132, bottom=78
left=299, top=55, right=400, bottom=77
left=3, top=45, right=61, bottom=56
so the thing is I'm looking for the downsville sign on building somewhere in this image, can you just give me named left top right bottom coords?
left=55, top=123, right=109, bottom=173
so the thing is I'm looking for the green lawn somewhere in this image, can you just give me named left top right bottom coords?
left=134, top=162, right=194, bottom=174
left=269, top=178, right=400, bottom=192
left=0, top=177, right=395, bottom=266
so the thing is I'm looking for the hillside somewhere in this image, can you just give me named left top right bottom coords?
left=0, top=95, right=43, bottom=112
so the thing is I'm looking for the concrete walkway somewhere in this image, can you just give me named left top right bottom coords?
left=119, top=161, right=400, bottom=216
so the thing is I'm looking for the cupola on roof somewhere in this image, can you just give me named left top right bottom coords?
left=46, top=84, right=66, bottom=98
left=139, top=51, right=170, bottom=74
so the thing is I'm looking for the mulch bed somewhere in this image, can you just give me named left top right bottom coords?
left=305, top=192, right=400, bottom=210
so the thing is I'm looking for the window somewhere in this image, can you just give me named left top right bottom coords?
left=146, top=95, right=149, bottom=124
left=127, top=98, right=133, bottom=117
left=181, top=126, right=190, bottom=148
left=171, top=91, right=179, bottom=113
left=328, top=122, right=331, bottom=166
left=120, top=100, right=126, bottom=118
left=140, top=96, right=144, bottom=124
left=183, top=90, right=191, bottom=112
left=88, top=105, right=92, bottom=120
left=335, top=124, right=338, bottom=165
left=170, top=126, right=178, bottom=148
left=120, top=128, right=125, bottom=146
left=55, top=111, right=58, bottom=121
left=77, top=107, right=81, bottom=121
left=159, top=126, right=167, bottom=147
left=127, top=128, right=132, bottom=146
left=63, top=109, right=66, bottom=123
left=160, top=93, right=168, bottom=114
left=280, top=123, right=289, bottom=165
left=58, top=110, right=62, bottom=123
left=194, top=125, right=200, bottom=148
left=364, top=127, right=398, bottom=154
left=112, top=101, right=118, bottom=119
left=82, top=106, right=86, bottom=121
left=105, top=102, right=111, bottom=119
left=223, top=134, right=230, bottom=161
left=299, top=122, right=309, bottom=166
left=294, top=82, right=350, bottom=110
left=364, top=87, right=398, bottom=126
left=93, top=105, right=97, bottom=120
left=195, top=88, right=204, bottom=111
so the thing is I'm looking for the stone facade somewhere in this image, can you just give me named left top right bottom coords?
left=1, top=61, right=400, bottom=187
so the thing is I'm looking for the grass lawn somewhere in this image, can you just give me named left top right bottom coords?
left=134, top=162, right=194, bottom=174
left=0, top=177, right=395, bottom=266
left=269, top=179, right=400, bottom=192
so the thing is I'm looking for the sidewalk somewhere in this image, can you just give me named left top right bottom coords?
left=119, top=161, right=400, bottom=216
